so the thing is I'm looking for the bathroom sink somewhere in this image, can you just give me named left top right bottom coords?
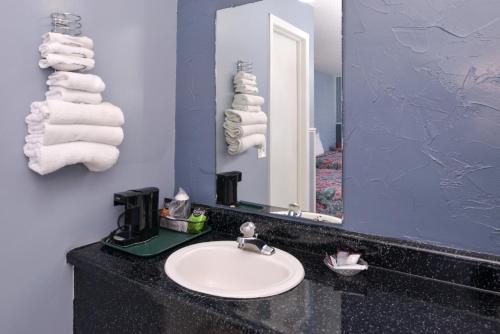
left=164, top=241, right=304, bottom=298
left=271, top=211, right=342, bottom=224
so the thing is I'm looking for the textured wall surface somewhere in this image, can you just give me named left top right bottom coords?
left=215, top=0, right=314, bottom=204
left=343, top=0, right=500, bottom=255
left=0, top=1, right=177, bottom=333
left=315, top=70, right=337, bottom=151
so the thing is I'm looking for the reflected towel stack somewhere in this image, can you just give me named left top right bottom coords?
left=224, top=71, right=267, bottom=155
left=24, top=32, right=124, bottom=175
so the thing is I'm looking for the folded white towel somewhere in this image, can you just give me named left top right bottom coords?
left=39, top=54, right=95, bottom=72
left=42, top=32, right=94, bottom=50
left=234, top=78, right=257, bottom=86
left=226, top=134, right=266, bottom=155
left=234, top=71, right=256, bottom=82
left=224, top=121, right=267, bottom=138
left=39, top=42, right=95, bottom=59
left=225, top=109, right=268, bottom=125
left=24, top=141, right=119, bottom=175
left=233, top=94, right=265, bottom=107
left=26, top=124, right=124, bottom=146
left=231, top=103, right=262, bottom=112
left=234, top=84, right=259, bottom=94
left=46, top=86, right=102, bottom=104
left=27, top=101, right=124, bottom=127
left=47, top=71, right=105, bottom=93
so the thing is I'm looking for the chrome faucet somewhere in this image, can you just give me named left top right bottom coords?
left=288, top=203, right=302, bottom=217
left=237, top=222, right=275, bottom=256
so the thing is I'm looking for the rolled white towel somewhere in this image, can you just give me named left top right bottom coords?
left=234, top=84, right=259, bottom=94
left=47, top=71, right=105, bottom=93
left=233, top=94, right=265, bottom=106
left=231, top=104, right=262, bottom=112
left=225, top=109, right=267, bottom=125
left=42, top=32, right=94, bottom=50
left=46, top=86, right=102, bottom=104
left=234, top=78, right=257, bottom=86
left=26, top=124, right=124, bottom=146
left=23, top=141, right=119, bottom=175
left=226, top=134, right=266, bottom=155
left=27, top=101, right=124, bottom=127
left=224, top=121, right=267, bottom=138
left=39, top=42, right=94, bottom=59
left=234, top=71, right=256, bottom=82
left=39, top=54, right=95, bottom=72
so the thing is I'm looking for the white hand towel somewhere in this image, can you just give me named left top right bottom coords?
left=234, top=78, right=257, bottom=86
left=234, top=84, right=259, bottom=94
left=224, top=121, right=267, bottom=138
left=231, top=104, right=262, bottom=112
left=42, top=32, right=94, bottom=50
left=26, top=124, right=124, bottom=146
left=233, top=94, right=265, bottom=106
left=46, top=86, right=103, bottom=104
left=24, top=142, right=119, bottom=175
left=39, top=54, right=95, bottom=72
left=27, top=101, right=124, bottom=127
left=226, top=134, right=266, bottom=155
left=39, top=42, right=95, bottom=59
left=225, top=109, right=267, bottom=125
left=234, top=71, right=256, bottom=82
left=47, top=71, right=105, bottom=93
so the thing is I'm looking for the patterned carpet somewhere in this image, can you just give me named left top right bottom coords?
left=316, top=151, right=343, bottom=217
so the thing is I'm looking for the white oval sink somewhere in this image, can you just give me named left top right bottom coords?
left=165, top=241, right=304, bottom=299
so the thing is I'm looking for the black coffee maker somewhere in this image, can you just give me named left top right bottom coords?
left=216, top=171, right=242, bottom=206
left=110, top=187, right=159, bottom=246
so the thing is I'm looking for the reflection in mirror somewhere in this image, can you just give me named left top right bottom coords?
left=215, top=0, right=342, bottom=223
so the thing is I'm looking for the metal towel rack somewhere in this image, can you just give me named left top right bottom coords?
left=236, top=60, right=253, bottom=73
left=50, top=12, right=82, bottom=36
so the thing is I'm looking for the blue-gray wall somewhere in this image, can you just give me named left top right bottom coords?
left=314, top=70, right=336, bottom=151
left=0, top=1, right=177, bottom=333
left=177, top=0, right=500, bottom=255
left=215, top=0, right=314, bottom=204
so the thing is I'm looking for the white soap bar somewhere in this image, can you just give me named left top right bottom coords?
left=346, top=253, right=361, bottom=265
left=336, top=251, right=349, bottom=266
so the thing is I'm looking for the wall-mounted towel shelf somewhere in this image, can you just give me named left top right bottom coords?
left=236, top=60, right=253, bottom=73
left=51, top=12, right=82, bottom=36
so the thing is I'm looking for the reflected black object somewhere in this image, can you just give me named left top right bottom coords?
left=216, top=171, right=242, bottom=206
left=111, top=187, right=159, bottom=246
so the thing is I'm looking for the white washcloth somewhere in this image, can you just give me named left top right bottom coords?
left=27, top=101, right=124, bottom=127
left=233, top=94, right=265, bottom=106
left=226, top=134, right=266, bottom=155
left=39, top=54, right=95, bottom=72
left=231, top=104, right=262, bottom=112
left=26, top=124, right=124, bottom=146
left=235, top=84, right=259, bottom=94
left=47, top=71, right=105, bottom=93
left=39, top=42, right=94, bottom=59
left=225, top=109, right=267, bottom=125
left=234, top=78, right=257, bottom=86
left=224, top=121, right=266, bottom=138
left=46, top=86, right=102, bottom=104
left=42, top=32, right=94, bottom=50
left=24, top=142, right=119, bottom=175
left=234, top=71, right=256, bottom=82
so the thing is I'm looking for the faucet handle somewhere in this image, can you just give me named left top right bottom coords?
left=240, top=222, right=256, bottom=238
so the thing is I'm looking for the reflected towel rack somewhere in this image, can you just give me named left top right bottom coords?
left=50, top=12, right=82, bottom=36
left=236, top=60, right=253, bottom=73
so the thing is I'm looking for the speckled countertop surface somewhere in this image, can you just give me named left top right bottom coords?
left=68, top=229, right=500, bottom=334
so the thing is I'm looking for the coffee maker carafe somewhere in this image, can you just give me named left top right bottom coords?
left=110, top=187, right=159, bottom=246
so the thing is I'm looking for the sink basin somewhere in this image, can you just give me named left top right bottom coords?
left=271, top=211, right=342, bottom=224
left=164, top=241, right=304, bottom=299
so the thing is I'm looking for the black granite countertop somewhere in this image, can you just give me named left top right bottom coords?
left=68, top=229, right=500, bottom=334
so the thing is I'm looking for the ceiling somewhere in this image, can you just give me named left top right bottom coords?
left=307, top=0, right=342, bottom=76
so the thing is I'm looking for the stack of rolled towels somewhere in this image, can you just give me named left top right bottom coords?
left=24, top=32, right=124, bottom=175
left=224, top=71, right=267, bottom=155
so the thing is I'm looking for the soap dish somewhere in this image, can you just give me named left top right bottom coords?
left=324, top=252, right=368, bottom=277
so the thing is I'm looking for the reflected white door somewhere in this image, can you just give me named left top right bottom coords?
left=269, top=15, right=310, bottom=210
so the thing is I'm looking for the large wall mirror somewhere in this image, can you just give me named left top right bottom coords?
left=215, top=0, right=343, bottom=223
